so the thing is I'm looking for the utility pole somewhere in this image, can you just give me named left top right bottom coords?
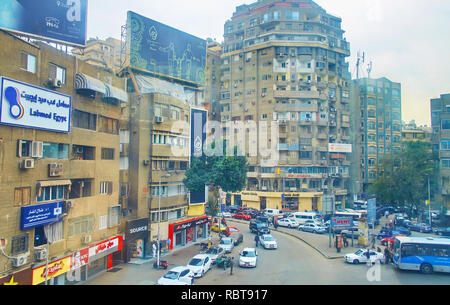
left=428, top=176, right=431, bottom=227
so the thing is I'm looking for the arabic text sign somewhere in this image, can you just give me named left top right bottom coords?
left=328, top=143, right=352, bottom=153
left=20, top=202, right=64, bottom=230
left=0, top=77, right=71, bottom=133
left=331, top=216, right=353, bottom=229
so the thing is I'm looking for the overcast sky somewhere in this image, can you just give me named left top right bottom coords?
left=87, top=0, right=450, bottom=126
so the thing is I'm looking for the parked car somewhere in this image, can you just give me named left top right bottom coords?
left=393, top=226, right=411, bottom=236
left=299, top=223, right=327, bottom=234
left=187, top=254, right=212, bottom=278
left=435, top=227, right=450, bottom=236
left=380, top=235, right=405, bottom=246
left=217, top=211, right=232, bottom=218
left=258, top=234, right=278, bottom=249
left=233, top=212, right=252, bottom=221
left=264, top=209, right=284, bottom=219
left=239, top=248, right=258, bottom=268
left=277, top=218, right=300, bottom=228
left=227, top=206, right=239, bottom=213
left=341, top=228, right=359, bottom=239
left=232, top=233, right=244, bottom=246
left=204, top=246, right=225, bottom=264
left=344, top=249, right=385, bottom=265
left=409, top=223, right=432, bottom=233
left=157, top=266, right=194, bottom=285
left=218, top=237, right=235, bottom=253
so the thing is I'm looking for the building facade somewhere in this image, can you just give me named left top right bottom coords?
left=217, top=0, right=352, bottom=209
left=0, top=30, right=128, bottom=285
left=350, top=77, right=402, bottom=198
left=73, top=37, right=122, bottom=72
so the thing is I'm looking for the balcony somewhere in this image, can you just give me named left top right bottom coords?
left=274, top=90, right=327, bottom=100
left=274, top=103, right=318, bottom=113
left=277, top=144, right=300, bottom=151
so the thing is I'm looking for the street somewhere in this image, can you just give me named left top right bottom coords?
left=83, top=220, right=449, bottom=285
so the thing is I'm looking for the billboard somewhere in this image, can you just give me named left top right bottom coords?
left=328, top=143, right=352, bottom=153
left=190, top=107, right=208, bottom=205
left=127, top=11, right=206, bottom=86
left=20, top=201, right=64, bottom=230
left=367, top=198, right=377, bottom=224
left=0, top=0, right=87, bottom=47
left=0, top=77, right=72, bottom=133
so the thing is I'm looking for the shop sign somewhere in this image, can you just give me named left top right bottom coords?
left=125, top=218, right=149, bottom=241
left=328, top=143, right=352, bottom=153
left=88, top=236, right=122, bottom=261
left=20, top=201, right=64, bottom=230
left=173, top=216, right=208, bottom=233
left=32, top=256, right=71, bottom=285
left=70, top=248, right=89, bottom=270
left=331, top=217, right=353, bottom=229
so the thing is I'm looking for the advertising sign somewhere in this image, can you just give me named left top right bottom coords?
left=127, top=11, right=206, bottom=86
left=125, top=218, right=149, bottom=241
left=0, top=0, right=88, bottom=47
left=20, top=201, right=63, bottom=230
left=330, top=216, right=353, bottom=229
left=88, top=236, right=122, bottom=262
left=32, top=256, right=71, bottom=285
left=328, top=143, right=352, bottom=153
left=190, top=107, right=208, bottom=205
left=70, top=248, right=89, bottom=270
left=367, top=198, right=377, bottom=224
left=172, top=216, right=209, bottom=233
left=0, top=77, right=71, bottom=133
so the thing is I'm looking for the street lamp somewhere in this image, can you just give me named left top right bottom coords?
left=157, top=173, right=171, bottom=269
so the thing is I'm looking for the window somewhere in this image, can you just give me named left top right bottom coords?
left=48, top=63, right=66, bottom=84
left=20, top=52, right=36, bottom=73
left=37, top=185, right=66, bottom=202
left=14, top=187, right=31, bottom=206
left=43, top=142, right=69, bottom=159
left=11, top=234, right=28, bottom=256
left=442, top=120, right=450, bottom=130
left=100, top=182, right=113, bottom=195
left=101, top=148, right=115, bottom=160
left=442, top=159, right=450, bottom=168
left=98, top=116, right=118, bottom=134
left=441, top=140, right=450, bottom=151
left=72, top=145, right=95, bottom=160
left=69, top=179, right=93, bottom=199
left=72, top=109, right=97, bottom=131
left=68, top=215, right=95, bottom=238
left=99, top=215, right=108, bottom=230
left=108, top=206, right=121, bottom=227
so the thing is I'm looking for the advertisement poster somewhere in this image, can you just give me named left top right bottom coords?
left=189, top=107, right=207, bottom=205
left=20, top=201, right=64, bottom=230
left=32, top=256, right=71, bottom=285
left=0, top=0, right=88, bottom=47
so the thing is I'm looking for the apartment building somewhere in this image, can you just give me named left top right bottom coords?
left=217, top=0, right=352, bottom=210
left=431, top=94, right=450, bottom=209
left=350, top=77, right=402, bottom=197
left=401, top=120, right=431, bottom=145
left=0, top=30, right=128, bottom=285
left=73, top=37, right=122, bottom=72
left=205, top=39, right=222, bottom=122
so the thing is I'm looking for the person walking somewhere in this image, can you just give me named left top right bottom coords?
left=230, top=257, right=234, bottom=275
left=366, top=248, right=372, bottom=267
left=152, top=242, right=157, bottom=259
left=384, top=247, right=391, bottom=264
left=385, top=210, right=389, bottom=220
left=254, top=234, right=259, bottom=248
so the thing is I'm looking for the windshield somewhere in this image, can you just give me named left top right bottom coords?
left=220, top=239, right=232, bottom=245
left=206, top=248, right=218, bottom=254
left=355, top=250, right=363, bottom=255
left=163, top=271, right=180, bottom=280
left=241, top=251, right=256, bottom=257
left=264, top=236, right=275, bottom=241
left=189, top=258, right=203, bottom=266
left=229, top=228, right=239, bottom=232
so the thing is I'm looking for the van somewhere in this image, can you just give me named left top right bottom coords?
left=264, top=209, right=283, bottom=218
left=288, top=212, right=319, bottom=225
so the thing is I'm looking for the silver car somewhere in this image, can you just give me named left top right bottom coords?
left=218, top=237, right=234, bottom=253
left=299, top=223, right=327, bottom=234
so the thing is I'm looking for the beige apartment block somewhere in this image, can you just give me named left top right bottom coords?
left=0, top=30, right=127, bottom=285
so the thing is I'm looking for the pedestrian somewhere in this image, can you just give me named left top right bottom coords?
left=152, top=242, right=157, bottom=258
left=384, top=247, right=390, bottom=264
left=385, top=210, right=389, bottom=220
left=167, top=239, right=171, bottom=251
left=371, top=236, right=376, bottom=249
left=343, top=234, right=348, bottom=248
left=377, top=246, right=382, bottom=253
left=254, top=234, right=259, bottom=248
left=230, top=257, right=234, bottom=275
left=366, top=248, right=372, bottom=267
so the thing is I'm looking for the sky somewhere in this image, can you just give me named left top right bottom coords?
left=87, top=0, right=450, bottom=126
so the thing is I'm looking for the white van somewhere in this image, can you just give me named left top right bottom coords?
left=264, top=209, right=283, bottom=218
left=288, top=212, right=319, bottom=225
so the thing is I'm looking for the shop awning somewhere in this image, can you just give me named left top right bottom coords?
left=74, top=73, right=107, bottom=94
left=37, top=180, right=72, bottom=188
left=104, top=83, right=128, bottom=103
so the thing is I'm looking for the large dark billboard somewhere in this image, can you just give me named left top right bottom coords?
left=190, top=107, right=207, bottom=205
left=127, top=11, right=206, bottom=86
left=0, top=0, right=87, bottom=47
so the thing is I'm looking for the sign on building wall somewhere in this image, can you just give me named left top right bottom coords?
left=20, top=201, right=64, bottom=230
left=0, top=77, right=72, bottom=133
left=367, top=198, right=377, bottom=224
left=189, top=107, right=207, bottom=205
left=127, top=11, right=206, bottom=86
left=0, top=0, right=88, bottom=47
left=328, top=143, right=352, bottom=153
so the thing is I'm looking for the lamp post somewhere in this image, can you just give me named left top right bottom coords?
left=157, top=173, right=171, bottom=269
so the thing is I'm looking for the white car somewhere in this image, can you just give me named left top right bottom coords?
left=258, top=234, right=278, bottom=250
left=217, top=211, right=232, bottom=218
left=344, top=249, right=385, bottom=265
left=187, top=254, right=212, bottom=278
left=239, top=248, right=258, bottom=268
left=218, top=237, right=235, bottom=253
left=157, top=266, right=194, bottom=285
left=204, top=246, right=225, bottom=264
left=277, top=218, right=299, bottom=228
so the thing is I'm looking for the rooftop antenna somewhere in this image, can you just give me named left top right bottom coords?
left=356, top=51, right=365, bottom=79
left=367, top=61, right=373, bottom=79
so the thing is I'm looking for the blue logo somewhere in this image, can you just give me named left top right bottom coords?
left=4, top=86, right=24, bottom=119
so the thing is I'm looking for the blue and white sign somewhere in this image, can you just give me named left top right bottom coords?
left=20, top=202, right=64, bottom=230
left=0, top=77, right=71, bottom=133
left=189, top=107, right=207, bottom=205
left=367, top=198, right=377, bottom=224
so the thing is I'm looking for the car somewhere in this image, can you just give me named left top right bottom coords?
left=264, top=209, right=284, bottom=219
left=204, top=246, right=225, bottom=264
left=255, top=215, right=272, bottom=226
left=249, top=220, right=270, bottom=234
left=211, top=223, right=229, bottom=233
left=344, top=249, right=385, bottom=265
left=233, top=212, right=252, bottom=221
left=227, top=206, right=239, bottom=213
left=341, top=228, right=359, bottom=239
left=232, top=233, right=244, bottom=246
left=157, top=266, right=194, bottom=285
left=409, top=223, right=432, bottom=233
left=277, top=218, right=299, bottom=229
left=299, top=223, right=328, bottom=234
left=217, top=211, right=232, bottom=218
left=239, top=248, right=258, bottom=268
left=435, top=227, right=450, bottom=236
left=227, top=226, right=240, bottom=234
left=187, top=254, right=212, bottom=278
left=392, top=226, right=411, bottom=236
left=258, top=234, right=278, bottom=249
left=218, top=237, right=235, bottom=253
left=380, top=235, right=405, bottom=246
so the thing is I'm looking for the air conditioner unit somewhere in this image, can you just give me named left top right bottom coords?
left=12, top=254, right=28, bottom=267
left=143, top=160, right=150, bottom=166
left=34, top=248, right=48, bottom=261
left=82, top=235, right=92, bottom=245
left=155, top=116, right=164, bottom=123
left=49, top=163, right=63, bottom=177
left=48, top=78, right=62, bottom=88
left=20, top=159, right=35, bottom=169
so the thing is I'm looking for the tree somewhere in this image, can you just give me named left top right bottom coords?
left=183, top=142, right=249, bottom=217
left=368, top=141, right=435, bottom=219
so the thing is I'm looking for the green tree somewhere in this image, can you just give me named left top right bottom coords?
left=183, top=142, right=248, bottom=217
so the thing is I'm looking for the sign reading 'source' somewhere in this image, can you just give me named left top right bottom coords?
left=0, top=77, right=71, bottom=133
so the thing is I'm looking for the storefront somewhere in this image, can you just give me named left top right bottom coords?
left=0, top=268, right=32, bottom=285
left=168, top=216, right=209, bottom=251
left=124, top=218, right=149, bottom=262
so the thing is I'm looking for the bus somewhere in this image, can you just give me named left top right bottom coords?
left=392, top=236, right=450, bottom=274
left=335, top=210, right=367, bottom=221
left=288, top=212, right=320, bottom=225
